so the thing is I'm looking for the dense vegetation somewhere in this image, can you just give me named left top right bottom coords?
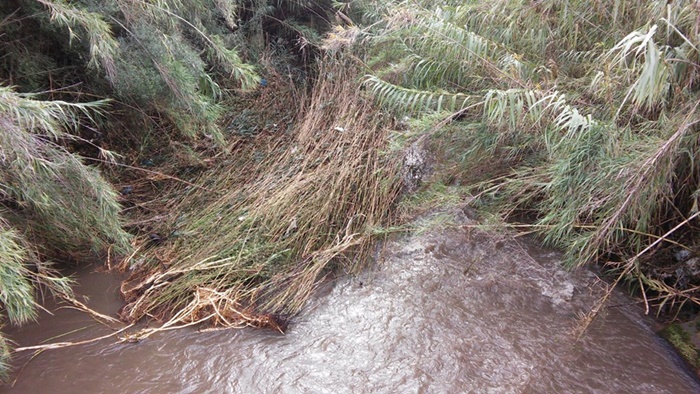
left=360, top=0, right=700, bottom=313
left=0, top=0, right=333, bottom=376
left=2, top=0, right=700, bottom=379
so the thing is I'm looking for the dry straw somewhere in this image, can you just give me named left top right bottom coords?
left=119, top=57, right=402, bottom=335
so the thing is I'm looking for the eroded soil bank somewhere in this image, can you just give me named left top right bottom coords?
left=2, top=210, right=698, bottom=393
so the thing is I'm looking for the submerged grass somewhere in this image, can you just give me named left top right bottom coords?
left=119, top=56, right=402, bottom=332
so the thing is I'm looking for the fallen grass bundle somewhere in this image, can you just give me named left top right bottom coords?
left=119, top=56, right=402, bottom=332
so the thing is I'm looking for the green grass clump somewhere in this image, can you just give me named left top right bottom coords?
left=660, top=324, right=700, bottom=370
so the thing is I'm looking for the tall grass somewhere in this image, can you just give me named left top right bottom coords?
left=119, top=56, right=402, bottom=332
left=0, top=0, right=337, bottom=376
left=0, top=0, right=261, bottom=144
left=358, top=0, right=700, bottom=312
left=0, top=85, right=131, bottom=376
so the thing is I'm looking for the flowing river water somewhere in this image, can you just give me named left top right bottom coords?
left=2, top=210, right=699, bottom=393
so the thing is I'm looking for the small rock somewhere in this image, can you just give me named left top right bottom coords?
left=674, top=249, right=693, bottom=262
left=402, top=142, right=429, bottom=192
left=686, top=257, right=700, bottom=277
left=148, top=233, right=164, bottom=246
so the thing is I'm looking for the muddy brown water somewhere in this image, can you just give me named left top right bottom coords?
left=2, top=212, right=699, bottom=393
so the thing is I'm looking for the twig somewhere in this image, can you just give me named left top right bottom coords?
left=60, top=295, right=122, bottom=326
left=576, top=209, right=700, bottom=340
left=13, top=323, right=134, bottom=353
left=83, top=156, right=215, bottom=193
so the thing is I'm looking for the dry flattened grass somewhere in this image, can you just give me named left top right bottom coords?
left=118, top=58, right=402, bottom=332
